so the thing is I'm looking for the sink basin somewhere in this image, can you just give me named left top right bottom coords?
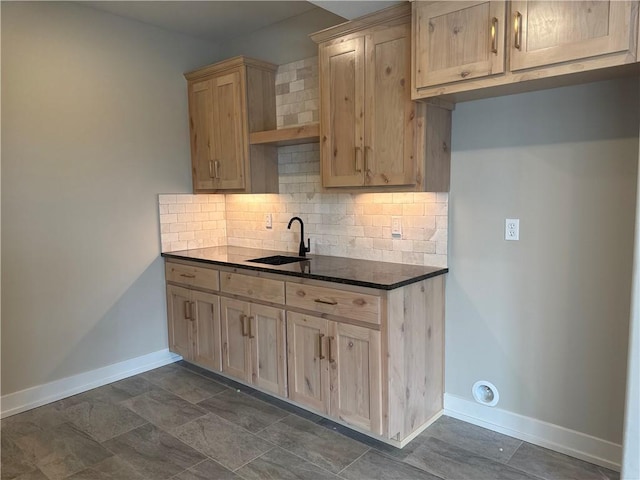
left=247, top=255, right=310, bottom=266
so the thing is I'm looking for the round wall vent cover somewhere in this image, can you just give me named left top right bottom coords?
left=472, top=380, right=499, bottom=407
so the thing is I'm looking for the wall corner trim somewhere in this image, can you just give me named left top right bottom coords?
left=444, top=393, right=622, bottom=472
left=1, top=349, right=182, bottom=419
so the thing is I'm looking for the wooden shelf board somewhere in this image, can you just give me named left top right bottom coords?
left=250, top=123, right=319, bottom=146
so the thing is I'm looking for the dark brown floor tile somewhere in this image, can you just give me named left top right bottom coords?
left=401, top=436, right=540, bottom=480
left=121, top=389, right=207, bottom=430
left=340, top=450, right=441, bottom=480
left=197, top=390, right=288, bottom=433
left=1, top=403, right=67, bottom=442
left=143, top=365, right=227, bottom=403
left=257, top=415, right=368, bottom=474
left=62, top=398, right=148, bottom=442
left=173, top=459, right=239, bottom=480
left=65, top=456, right=146, bottom=479
left=250, top=391, right=324, bottom=423
left=1, top=435, right=39, bottom=480
left=9, top=469, right=49, bottom=480
left=172, top=413, right=273, bottom=471
left=420, top=416, right=523, bottom=463
left=14, top=422, right=112, bottom=480
left=507, top=443, right=620, bottom=480
left=103, top=423, right=205, bottom=480
left=236, top=447, right=338, bottom=480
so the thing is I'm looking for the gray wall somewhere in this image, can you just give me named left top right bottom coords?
left=1, top=2, right=219, bottom=395
left=622, top=130, right=640, bottom=478
left=447, top=78, right=639, bottom=444
left=216, top=7, right=344, bottom=65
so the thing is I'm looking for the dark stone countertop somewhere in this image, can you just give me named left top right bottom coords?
left=161, top=246, right=448, bottom=290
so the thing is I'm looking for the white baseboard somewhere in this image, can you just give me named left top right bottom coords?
left=1, top=349, right=182, bottom=419
left=444, top=393, right=622, bottom=472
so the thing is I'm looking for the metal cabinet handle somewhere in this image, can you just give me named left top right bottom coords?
left=184, top=300, right=192, bottom=320
left=491, top=17, right=498, bottom=54
left=354, top=146, right=362, bottom=173
left=328, top=336, right=335, bottom=364
left=208, top=160, right=214, bottom=179
left=248, top=316, right=255, bottom=339
left=318, top=333, right=325, bottom=360
left=214, top=160, right=220, bottom=179
left=240, top=314, right=248, bottom=337
left=364, top=145, right=371, bottom=174
left=314, top=298, right=338, bottom=306
left=514, top=12, right=522, bottom=50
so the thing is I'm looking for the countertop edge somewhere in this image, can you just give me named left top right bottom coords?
left=161, top=251, right=448, bottom=290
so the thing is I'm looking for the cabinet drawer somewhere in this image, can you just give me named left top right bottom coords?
left=286, top=282, right=380, bottom=325
left=220, top=272, right=285, bottom=304
left=166, top=262, right=219, bottom=290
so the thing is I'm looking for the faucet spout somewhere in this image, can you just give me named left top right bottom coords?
left=287, top=216, right=310, bottom=257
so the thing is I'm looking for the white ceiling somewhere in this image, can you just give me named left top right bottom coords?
left=81, top=1, right=404, bottom=45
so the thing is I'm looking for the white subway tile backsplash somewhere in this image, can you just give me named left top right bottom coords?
left=157, top=57, right=447, bottom=267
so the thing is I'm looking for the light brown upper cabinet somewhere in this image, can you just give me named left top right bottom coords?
left=414, top=1, right=507, bottom=87
left=412, top=1, right=639, bottom=102
left=185, top=57, right=279, bottom=193
left=509, top=1, right=638, bottom=71
left=312, top=4, right=452, bottom=192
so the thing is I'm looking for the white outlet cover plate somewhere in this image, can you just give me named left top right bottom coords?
left=505, top=218, right=519, bottom=241
left=265, top=213, right=272, bottom=229
left=391, top=216, right=402, bottom=236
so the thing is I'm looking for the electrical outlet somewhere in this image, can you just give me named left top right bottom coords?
left=505, top=218, right=519, bottom=241
left=391, top=216, right=402, bottom=237
left=265, top=213, right=272, bottom=229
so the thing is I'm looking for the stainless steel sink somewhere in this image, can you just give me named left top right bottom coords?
left=247, top=255, right=309, bottom=266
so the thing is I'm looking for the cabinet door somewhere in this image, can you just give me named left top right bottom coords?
left=287, top=312, right=330, bottom=414
left=211, top=70, right=246, bottom=190
left=192, top=291, right=221, bottom=372
left=414, top=1, right=506, bottom=88
left=365, top=24, right=416, bottom=186
left=189, top=80, right=216, bottom=191
left=320, top=37, right=366, bottom=187
left=220, top=298, right=251, bottom=382
left=166, top=285, right=193, bottom=360
left=250, top=305, right=287, bottom=397
left=510, top=1, right=638, bottom=71
left=329, top=322, right=383, bottom=435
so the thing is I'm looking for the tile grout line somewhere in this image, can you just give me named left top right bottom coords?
left=270, top=440, right=353, bottom=478
left=231, top=445, right=276, bottom=473
left=335, top=447, right=371, bottom=476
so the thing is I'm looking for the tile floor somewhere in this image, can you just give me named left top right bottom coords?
left=1, top=361, right=620, bottom=480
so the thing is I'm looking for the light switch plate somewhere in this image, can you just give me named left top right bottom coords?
left=265, top=213, right=272, bottom=229
left=391, top=216, right=402, bottom=237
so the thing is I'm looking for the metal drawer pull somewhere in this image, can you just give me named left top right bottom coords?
left=179, top=273, right=196, bottom=278
left=490, top=17, right=498, bottom=54
left=248, top=316, right=255, bottom=339
left=328, top=336, right=335, bottom=363
left=314, top=298, right=338, bottom=306
left=318, top=333, right=325, bottom=360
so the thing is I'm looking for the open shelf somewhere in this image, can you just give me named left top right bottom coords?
left=249, top=123, right=319, bottom=147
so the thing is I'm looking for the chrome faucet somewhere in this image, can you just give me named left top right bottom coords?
left=287, top=216, right=310, bottom=257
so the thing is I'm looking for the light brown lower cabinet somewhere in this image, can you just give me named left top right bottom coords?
left=220, top=297, right=287, bottom=396
left=167, top=285, right=221, bottom=371
left=287, top=311, right=383, bottom=435
left=166, top=258, right=445, bottom=446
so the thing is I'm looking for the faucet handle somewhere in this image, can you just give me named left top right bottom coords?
left=305, top=238, right=311, bottom=253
